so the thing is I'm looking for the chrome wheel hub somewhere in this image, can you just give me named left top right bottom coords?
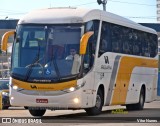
left=95, top=95, right=101, bottom=108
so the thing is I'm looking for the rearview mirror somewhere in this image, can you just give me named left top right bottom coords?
left=79, top=31, right=94, bottom=55
left=1, top=30, right=15, bottom=52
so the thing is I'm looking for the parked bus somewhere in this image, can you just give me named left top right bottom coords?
left=1, top=8, right=158, bottom=117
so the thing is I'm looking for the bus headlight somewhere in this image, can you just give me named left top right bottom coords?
left=13, top=85, right=18, bottom=90
left=73, top=98, right=79, bottom=104
left=11, top=97, right=14, bottom=100
left=2, top=92, right=9, bottom=96
left=63, top=82, right=85, bottom=93
left=69, top=87, right=75, bottom=92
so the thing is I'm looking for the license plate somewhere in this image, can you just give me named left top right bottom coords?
left=36, top=99, right=48, bottom=103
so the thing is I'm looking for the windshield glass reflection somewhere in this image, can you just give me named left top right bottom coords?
left=11, top=25, right=82, bottom=82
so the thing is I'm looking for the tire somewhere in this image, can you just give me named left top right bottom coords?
left=2, top=101, right=9, bottom=109
left=134, top=87, right=145, bottom=110
left=126, top=104, right=134, bottom=111
left=2, top=106, right=9, bottom=110
left=24, top=106, right=28, bottom=109
left=126, top=87, right=145, bottom=111
left=85, top=89, right=104, bottom=116
left=29, top=109, right=46, bottom=117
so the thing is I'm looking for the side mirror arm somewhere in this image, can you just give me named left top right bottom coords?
left=1, top=30, right=15, bottom=52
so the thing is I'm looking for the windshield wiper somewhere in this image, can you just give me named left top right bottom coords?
left=49, top=48, right=61, bottom=81
left=24, top=41, right=43, bottom=81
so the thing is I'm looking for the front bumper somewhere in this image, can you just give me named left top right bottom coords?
left=10, top=88, right=84, bottom=109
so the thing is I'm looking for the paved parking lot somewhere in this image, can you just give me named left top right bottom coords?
left=0, top=99, right=160, bottom=125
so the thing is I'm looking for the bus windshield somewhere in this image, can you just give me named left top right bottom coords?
left=11, top=24, right=82, bottom=82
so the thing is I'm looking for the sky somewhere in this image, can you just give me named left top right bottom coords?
left=0, top=0, right=157, bottom=23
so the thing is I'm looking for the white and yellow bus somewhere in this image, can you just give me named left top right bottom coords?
left=1, top=8, right=158, bottom=117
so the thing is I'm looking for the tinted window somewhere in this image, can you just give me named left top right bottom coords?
left=149, top=34, right=157, bottom=57
left=110, top=24, right=123, bottom=53
left=99, top=22, right=111, bottom=56
left=84, top=20, right=100, bottom=72
left=122, top=27, right=133, bottom=54
left=141, top=33, right=149, bottom=57
left=98, top=21, right=157, bottom=57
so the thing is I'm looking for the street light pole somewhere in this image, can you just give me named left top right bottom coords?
left=97, top=0, right=107, bottom=11
left=103, top=0, right=107, bottom=11
left=5, top=16, right=8, bottom=20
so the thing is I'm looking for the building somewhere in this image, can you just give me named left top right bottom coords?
left=0, top=20, right=18, bottom=43
left=0, top=20, right=18, bottom=55
left=0, top=20, right=18, bottom=78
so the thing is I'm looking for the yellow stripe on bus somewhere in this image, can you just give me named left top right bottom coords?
left=0, top=92, right=2, bottom=110
left=1, top=90, right=9, bottom=93
left=12, top=79, right=77, bottom=91
left=111, top=56, right=158, bottom=105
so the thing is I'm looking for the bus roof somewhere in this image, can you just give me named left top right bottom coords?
left=18, top=7, right=156, bottom=34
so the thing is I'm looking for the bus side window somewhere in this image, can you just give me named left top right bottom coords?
left=123, top=42, right=130, bottom=54
left=132, top=31, right=141, bottom=56
left=149, top=34, right=157, bottom=57
left=84, top=20, right=100, bottom=72
left=133, top=44, right=140, bottom=55
left=112, top=41, right=120, bottom=52
left=122, top=28, right=130, bottom=54
left=111, top=24, right=122, bottom=53
left=99, top=22, right=110, bottom=57
left=142, top=33, right=150, bottom=57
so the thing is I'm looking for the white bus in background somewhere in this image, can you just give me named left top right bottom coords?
left=1, top=8, right=158, bottom=117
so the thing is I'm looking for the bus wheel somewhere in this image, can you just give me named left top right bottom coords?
left=134, top=87, right=145, bottom=110
left=2, top=106, right=9, bottom=110
left=126, top=87, right=145, bottom=110
left=29, top=109, right=46, bottom=117
left=85, top=89, right=103, bottom=116
left=24, top=106, right=28, bottom=109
